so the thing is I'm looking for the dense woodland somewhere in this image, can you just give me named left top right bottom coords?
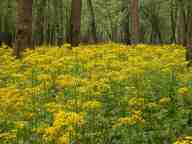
left=1, top=0, right=192, bottom=144
left=0, top=0, right=192, bottom=47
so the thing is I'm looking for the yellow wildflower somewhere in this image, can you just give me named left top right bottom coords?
left=53, top=111, right=84, bottom=128
left=82, top=100, right=102, bottom=111
left=57, top=134, right=70, bottom=144
left=146, top=102, right=159, bottom=110
left=113, top=112, right=144, bottom=128
left=45, top=102, right=64, bottom=113
left=174, top=136, right=192, bottom=144
left=178, top=87, right=189, bottom=96
left=56, top=75, right=77, bottom=88
left=128, top=97, right=145, bottom=108
left=0, top=132, right=16, bottom=141
left=159, top=97, right=171, bottom=105
left=43, top=126, right=59, bottom=139
left=15, top=121, right=27, bottom=129
left=37, top=74, right=52, bottom=81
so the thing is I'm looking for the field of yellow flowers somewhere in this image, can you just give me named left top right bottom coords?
left=0, top=43, right=192, bottom=144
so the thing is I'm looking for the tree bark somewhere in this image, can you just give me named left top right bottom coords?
left=70, top=0, right=82, bottom=47
left=87, top=0, right=97, bottom=43
left=33, top=0, right=45, bottom=46
left=130, top=0, right=140, bottom=44
left=15, top=0, right=33, bottom=58
left=170, top=0, right=177, bottom=43
left=176, top=1, right=184, bottom=45
left=186, top=2, right=192, bottom=62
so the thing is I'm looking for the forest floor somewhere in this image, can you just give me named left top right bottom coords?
left=0, top=43, right=192, bottom=144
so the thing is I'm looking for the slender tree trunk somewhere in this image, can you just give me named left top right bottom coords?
left=124, top=15, right=131, bottom=45
left=70, top=0, right=82, bottom=47
left=176, top=2, right=183, bottom=44
left=55, top=0, right=65, bottom=47
left=34, top=0, right=45, bottom=46
left=87, top=0, right=97, bottom=43
left=121, top=12, right=131, bottom=44
left=120, top=0, right=131, bottom=44
left=170, top=0, right=177, bottom=43
left=155, top=21, right=163, bottom=43
left=186, top=2, right=192, bottom=62
left=15, top=0, right=33, bottom=58
left=182, top=6, right=188, bottom=47
left=130, top=0, right=140, bottom=44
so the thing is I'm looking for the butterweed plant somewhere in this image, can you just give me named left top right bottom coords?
left=0, top=44, right=192, bottom=144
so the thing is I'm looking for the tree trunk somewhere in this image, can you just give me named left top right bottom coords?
left=130, top=0, right=140, bottom=44
left=186, top=2, right=192, bottom=62
left=70, top=0, right=82, bottom=47
left=87, top=0, right=97, bottom=43
left=34, top=0, right=45, bottom=46
left=123, top=15, right=131, bottom=45
left=170, top=0, right=177, bottom=43
left=176, top=1, right=184, bottom=45
left=15, top=0, right=33, bottom=58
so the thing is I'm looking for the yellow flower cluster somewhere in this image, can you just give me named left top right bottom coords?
left=37, top=74, right=52, bottom=81
left=159, top=97, right=171, bottom=105
left=0, top=87, right=29, bottom=118
left=36, top=110, right=84, bottom=143
left=174, top=136, right=192, bottom=144
left=128, top=97, right=145, bottom=108
left=113, top=111, right=145, bottom=128
left=0, top=132, right=16, bottom=142
left=53, top=111, right=84, bottom=128
left=178, top=87, right=189, bottom=96
left=82, top=100, right=103, bottom=110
